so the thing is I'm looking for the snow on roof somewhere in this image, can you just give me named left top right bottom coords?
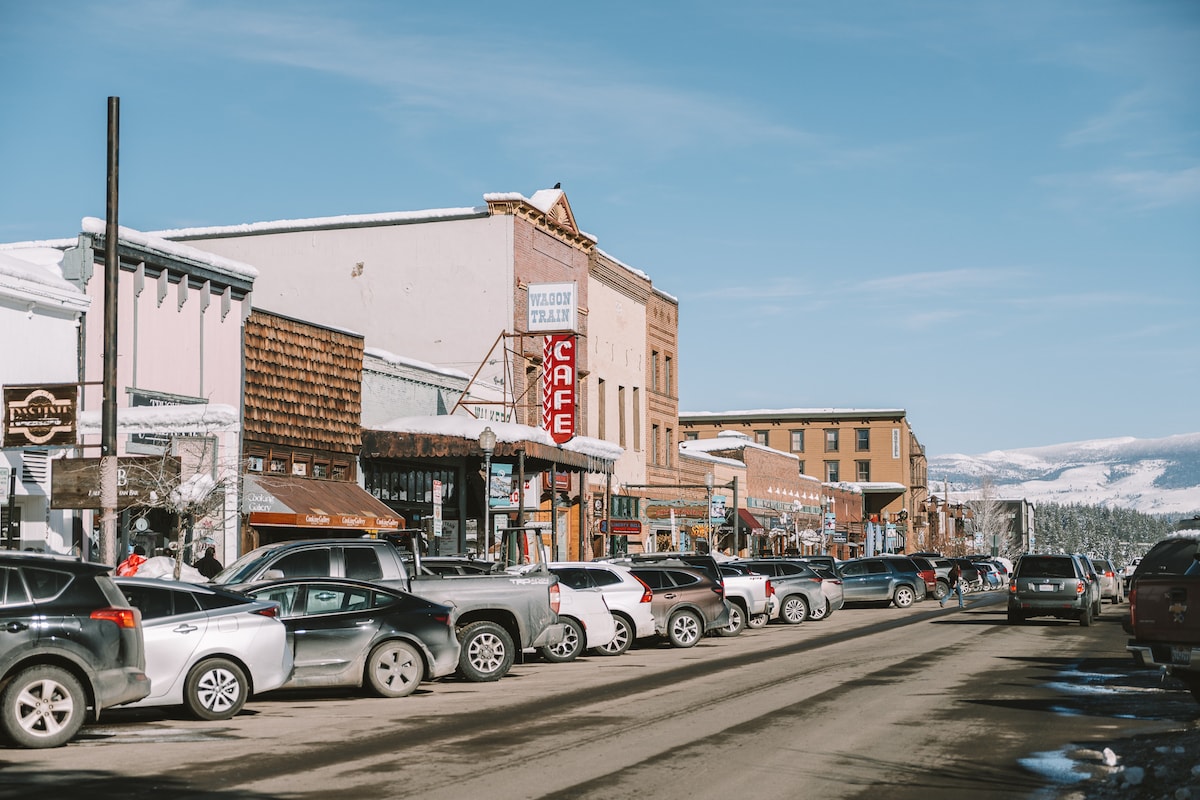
left=372, top=415, right=623, bottom=462
left=149, top=206, right=488, bottom=240
left=483, top=191, right=598, bottom=243
left=681, top=407, right=906, bottom=417
left=680, top=431, right=800, bottom=462
left=80, top=218, right=259, bottom=281
left=678, top=449, right=745, bottom=469
left=77, top=403, right=240, bottom=434
left=0, top=247, right=83, bottom=295
left=527, top=188, right=564, bottom=214
left=364, top=347, right=470, bottom=381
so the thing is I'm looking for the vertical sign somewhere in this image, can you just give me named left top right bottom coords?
left=542, top=334, right=576, bottom=444
left=432, top=479, right=443, bottom=540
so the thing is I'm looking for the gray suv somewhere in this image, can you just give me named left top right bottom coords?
left=1007, top=554, right=1102, bottom=626
left=0, top=553, right=149, bottom=747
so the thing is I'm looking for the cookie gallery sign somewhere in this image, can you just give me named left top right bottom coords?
left=4, top=384, right=78, bottom=447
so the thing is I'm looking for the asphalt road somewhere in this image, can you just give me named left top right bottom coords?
left=0, top=591, right=1186, bottom=800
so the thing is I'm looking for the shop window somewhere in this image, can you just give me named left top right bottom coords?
left=856, top=460, right=871, bottom=481
left=331, top=463, right=348, bottom=480
left=824, top=461, right=840, bottom=482
left=247, top=456, right=264, bottom=473
left=313, top=462, right=329, bottom=478
left=269, top=457, right=287, bottom=474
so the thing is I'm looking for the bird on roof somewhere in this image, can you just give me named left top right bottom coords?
left=553, top=182, right=561, bottom=189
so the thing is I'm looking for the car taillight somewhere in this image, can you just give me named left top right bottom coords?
left=549, top=582, right=561, bottom=614
left=92, top=607, right=138, bottom=629
left=253, top=605, right=280, bottom=618
left=1105, top=570, right=1115, bottom=578
left=765, top=580, right=775, bottom=597
left=712, top=581, right=725, bottom=597
left=1076, top=583, right=1085, bottom=595
left=634, top=576, right=653, bottom=603
left=1129, top=588, right=1137, bottom=625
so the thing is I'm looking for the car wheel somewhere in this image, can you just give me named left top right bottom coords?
left=457, top=621, right=515, bottom=682
left=892, top=586, right=916, bottom=609
left=1079, top=605, right=1093, bottom=627
left=592, top=613, right=633, bottom=657
left=541, top=616, right=585, bottom=663
left=810, top=598, right=832, bottom=621
left=366, top=640, right=424, bottom=697
left=666, top=609, right=703, bottom=648
left=716, top=603, right=745, bottom=637
left=933, top=582, right=949, bottom=601
left=1093, top=600, right=1102, bottom=617
left=747, top=613, right=769, bottom=629
left=0, top=665, right=86, bottom=748
left=185, top=657, right=248, bottom=720
left=780, top=595, right=809, bottom=624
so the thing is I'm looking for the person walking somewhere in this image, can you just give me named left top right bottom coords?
left=940, top=561, right=964, bottom=608
left=193, top=546, right=223, bottom=579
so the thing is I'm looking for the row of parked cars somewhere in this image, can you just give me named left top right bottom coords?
left=0, top=543, right=1010, bottom=750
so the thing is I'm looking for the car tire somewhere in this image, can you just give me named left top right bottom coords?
left=591, top=613, right=633, bottom=657
left=892, top=585, right=916, bottom=609
left=457, top=621, right=515, bottom=682
left=747, top=613, right=769, bottom=629
left=1079, top=606, right=1093, bottom=627
left=540, top=617, right=585, bottom=663
left=933, top=582, right=949, bottom=601
left=184, top=657, right=248, bottom=720
left=666, top=609, right=703, bottom=648
left=366, top=640, right=424, bottom=697
left=780, top=595, right=809, bottom=624
left=810, top=598, right=832, bottom=621
left=0, top=665, right=86, bottom=749
left=716, top=603, right=745, bottom=637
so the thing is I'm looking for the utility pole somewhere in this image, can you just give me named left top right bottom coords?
left=99, top=96, right=120, bottom=566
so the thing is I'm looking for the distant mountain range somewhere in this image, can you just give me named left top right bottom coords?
left=927, top=433, right=1200, bottom=518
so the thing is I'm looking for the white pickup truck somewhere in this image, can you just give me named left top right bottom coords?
left=716, top=563, right=775, bottom=634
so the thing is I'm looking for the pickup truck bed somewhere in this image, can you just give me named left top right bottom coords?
left=1127, top=573, right=1200, bottom=702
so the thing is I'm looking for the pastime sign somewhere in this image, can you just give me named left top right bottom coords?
left=4, top=384, right=78, bottom=447
left=527, top=282, right=577, bottom=333
left=542, top=334, right=576, bottom=444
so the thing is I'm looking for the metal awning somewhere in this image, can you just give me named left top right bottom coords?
left=242, top=475, right=403, bottom=530
left=724, top=508, right=766, bottom=535
left=361, top=427, right=618, bottom=475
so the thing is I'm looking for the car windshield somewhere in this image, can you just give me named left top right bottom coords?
left=1017, top=558, right=1075, bottom=579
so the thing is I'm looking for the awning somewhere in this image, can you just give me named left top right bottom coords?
left=242, top=475, right=404, bottom=531
left=726, top=508, right=766, bottom=535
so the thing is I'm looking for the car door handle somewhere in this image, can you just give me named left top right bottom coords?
left=4, top=621, right=28, bottom=633
left=663, top=593, right=678, bottom=600
left=172, top=624, right=199, bottom=634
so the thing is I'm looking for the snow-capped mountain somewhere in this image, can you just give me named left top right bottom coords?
left=927, top=433, right=1200, bottom=517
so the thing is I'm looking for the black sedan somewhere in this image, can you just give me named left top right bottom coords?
left=232, top=578, right=460, bottom=698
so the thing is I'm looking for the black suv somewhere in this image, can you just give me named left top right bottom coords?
left=0, top=553, right=149, bottom=748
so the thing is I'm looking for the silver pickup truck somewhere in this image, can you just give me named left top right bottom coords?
left=212, top=528, right=564, bottom=682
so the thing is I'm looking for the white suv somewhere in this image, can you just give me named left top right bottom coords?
left=549, top=562, right=656, bottom=656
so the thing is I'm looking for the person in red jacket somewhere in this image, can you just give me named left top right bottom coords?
left=116, top=545, right=147, bottom=576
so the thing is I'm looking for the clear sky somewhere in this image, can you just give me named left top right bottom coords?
left=2, top=1, right=1197, bottom=457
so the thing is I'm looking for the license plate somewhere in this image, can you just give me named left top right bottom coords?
left=1171, top=646, right=1192, bottom=666
left=1037, top=584, right=1056, bottom=592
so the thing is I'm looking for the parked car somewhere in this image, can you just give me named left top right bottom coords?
left=233, top=578, right=459, bottom=697
left=838, top=556, right=927, bottom=608
left=1007, top=554, right=1101, bottom=626
left=626, top=565, right=729, bottom=648
left=537, top=583, right=617, bottom=663
left=115, top=577, right=292, bottom=720
left=951, top=558, right=984, bottom=593
left=548, top=561, right=655, bottom=657
left=895, top=555, right=939, bottom=597
left=1091, top=557, right=1124, bottom=604
left=975, top=561, right=1003, bottom=590
left=735, top=558, right=833, bottom=623
left=0, top=552, right=149, bottom=748
left=713, top=562, right=772, bottom=634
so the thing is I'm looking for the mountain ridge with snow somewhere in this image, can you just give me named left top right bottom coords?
left=927, top=432, right=1200, bottom=517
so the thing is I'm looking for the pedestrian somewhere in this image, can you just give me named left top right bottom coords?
left=116, top=545, right=147, bottom=577
left=940, top=562, right=964, bottom=608
left=193, top=546, right=223, bottom=579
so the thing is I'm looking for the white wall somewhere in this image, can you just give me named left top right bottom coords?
left=586, top=278, right=646, bottom=490
left=177, top=216, right=516, bottom=387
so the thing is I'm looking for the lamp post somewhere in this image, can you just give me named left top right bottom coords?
left=478, top=426, right=497, bottom=556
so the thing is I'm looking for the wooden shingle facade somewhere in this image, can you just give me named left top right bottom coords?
left=242, top=310, right=364, bottom=480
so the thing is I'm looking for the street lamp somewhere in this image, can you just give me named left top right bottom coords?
left=478, top=426, right=497, bottom=555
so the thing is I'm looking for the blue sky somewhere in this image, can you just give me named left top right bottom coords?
left=2, top=0, right=1197, bottom=457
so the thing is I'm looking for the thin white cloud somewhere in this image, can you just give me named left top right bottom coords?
left=1041, top=165, right=1200, bottom=212
left=1062, top=90, right=1153, bottom=148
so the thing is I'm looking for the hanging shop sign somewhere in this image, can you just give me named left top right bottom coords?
left=51, top=456, right=180, bottom=510
left=3, top=384, right=77, bottom=447
left=542, top=334, right=576, bottom=444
